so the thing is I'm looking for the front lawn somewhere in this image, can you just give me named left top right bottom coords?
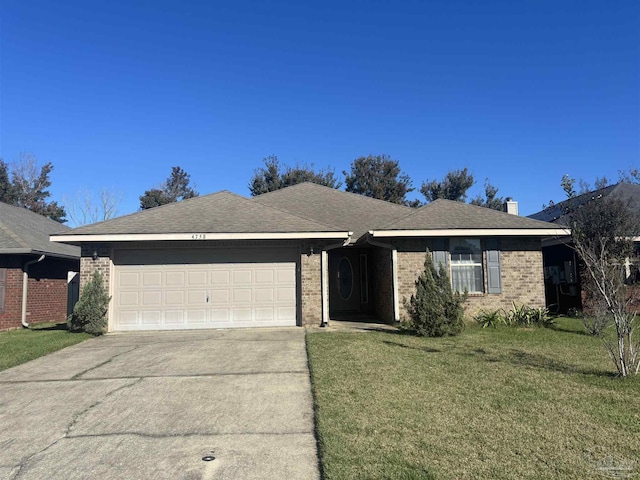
left=0, top=323, right=91, bottom=371
left=307, top=318, right=640, bottom=479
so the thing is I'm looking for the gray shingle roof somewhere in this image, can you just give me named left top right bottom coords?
left=528, top=183, right=640, bottom=225
left=253, top=182, right=413, bottom=240
left=383, top=199, right=562, bottom=231
left=59, top=191, right=343, bottom=236
left=0, top=202, right=79, bottom=258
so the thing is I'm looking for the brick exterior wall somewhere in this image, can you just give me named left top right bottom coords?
left=0, top=255, right=79, bottom=331
left=0, top=268, right=24, bottom=330
left=394, top=237, right=545, bottom=321
left=300, top=251, right=322, bottom=326
left=80, top=245, right=111, bottom=294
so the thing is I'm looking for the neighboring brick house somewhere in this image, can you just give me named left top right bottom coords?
left=0, top=202, right=80, bottom=331
left=51, top=183, right=567, bottom=332
left=529, top=182, right=640, bottom=313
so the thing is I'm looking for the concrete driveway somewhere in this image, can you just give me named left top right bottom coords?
left=0, top=329, right=319, bottom=480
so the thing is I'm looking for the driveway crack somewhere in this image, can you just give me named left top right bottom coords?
left=70, top=346, right=139, bottom=380
left=9, top=378, right=142, bottom=480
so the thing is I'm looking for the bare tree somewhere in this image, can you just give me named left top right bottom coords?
left=569, top=194, right=640, bottom=376
left=64, top=188, right=123, bottom=227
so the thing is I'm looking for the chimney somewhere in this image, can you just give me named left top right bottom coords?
left=503, top=197, right=518, bottom=216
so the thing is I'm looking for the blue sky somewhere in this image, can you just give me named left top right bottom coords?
left=1, top=0, right=638, bottom=224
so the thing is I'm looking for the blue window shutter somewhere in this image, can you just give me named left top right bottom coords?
left=485, top=238, right=502, bottom=294
left=432, top=239, right=449, bottom=271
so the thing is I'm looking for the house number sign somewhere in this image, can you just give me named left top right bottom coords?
left=191, top=234, right=206, bottom=240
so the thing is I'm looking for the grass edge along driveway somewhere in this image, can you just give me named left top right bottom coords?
left=306, top=318, right=640, bottom=480
left=0, top=323, right=91, bottom=371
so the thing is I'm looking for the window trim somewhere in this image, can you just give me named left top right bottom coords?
left=449, top=238, right=485, bottom=294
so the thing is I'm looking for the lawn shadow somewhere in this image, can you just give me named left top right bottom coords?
left=482, top=348, right=615, bottom=378
left=30, top=323, right=69, bottom=331
left=382, top=340, right=441, bottom=353
left=549, top=324, right=590, bottom=336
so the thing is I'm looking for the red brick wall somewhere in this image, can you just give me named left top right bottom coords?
left=0, top=268, right=24, bottom=330
left=0, top=255, right=79, bottom=331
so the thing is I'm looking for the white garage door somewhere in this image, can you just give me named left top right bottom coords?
left=112, top=249, right=298, bottom=331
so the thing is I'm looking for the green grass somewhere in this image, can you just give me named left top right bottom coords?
left=0, top=322, right=91, bottom=371
left=307, top=317, right=640, bottom=479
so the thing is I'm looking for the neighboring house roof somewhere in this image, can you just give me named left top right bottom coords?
left=253, top=182, right=413, bottom=240
left=51, top=191, right=350, bottom=243
left=0, top=201, right=79, bottom=258
left=528, top=183, right=640, bottom=225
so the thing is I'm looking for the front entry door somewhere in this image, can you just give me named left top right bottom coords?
left=329, top=249, right=365, bottom=314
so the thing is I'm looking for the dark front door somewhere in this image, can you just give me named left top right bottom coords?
left=329, top=248, right=371, bottom=315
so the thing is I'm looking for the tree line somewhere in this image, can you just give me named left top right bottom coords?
left=249, top=154, right=506, bottom=209
left=2, top=151, right=637, bottom=225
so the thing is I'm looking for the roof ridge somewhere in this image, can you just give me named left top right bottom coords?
left=254, top=182, right=414, bottom=211
left=252, top=199, right=344, bottom=232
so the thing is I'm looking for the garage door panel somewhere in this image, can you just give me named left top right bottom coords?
left=164, top=311, right=184, bottom=324
left=232, top=289, right=252, bottom=303
left=255, top=307, right=274, bottom=321
left=232, top=308, right=252, bottom=322
left=113, top=249, right=298, bottom=331
left=255, top=269, right=275, bottom=284
left=188, top=271, right=207, bottom=286
left=119, top=292, right=139, bottom=307
left=276, top=287, right=296, bottom=302
left=255, top=288, right=274, bottom=302
left=142, top=291, right=162, bottom=306
left=186, top=310, right=207, bottom=324
left=165, top=290, right=185, bottom=305
left=232, top=270, right=252, bottom=285
left=141, top=311, right=162, bottom=325
left=142, top=272, right=162, bottom=286
left=210, top=309, right=230, bottom=322
left=277, top=268, right=295, bottom=284
left=278, top=307, right=296, bottom=321
left=118, top=311, right=138, bottom=326
left=119, top=272, right=140, bottom=287
left=211, top=270, right=230, bottom=285
left=166, top=272, right=185, bottom=286
left=187, top=290, right=206, bottom=304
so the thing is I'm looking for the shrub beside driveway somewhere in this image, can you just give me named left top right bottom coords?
left=0, top=323, right=91, bottom=371
left=306, top=318, right=640, bottom=479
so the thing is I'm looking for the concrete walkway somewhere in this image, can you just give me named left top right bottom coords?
left=0, top=329, right=319, bottom=480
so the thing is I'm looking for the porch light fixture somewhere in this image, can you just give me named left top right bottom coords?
left=92, top=249, right=99, bottom=261
left=309, top=245, right=314, bottom=256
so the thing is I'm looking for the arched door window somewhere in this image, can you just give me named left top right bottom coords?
left=338, top=257, right=353, bottom=300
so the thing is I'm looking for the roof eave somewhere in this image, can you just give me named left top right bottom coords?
left=0, top=248, right=80, bottom=259
left=50, top=231, right=352, bottom=244
left=369, top=228, right=571, bottom=238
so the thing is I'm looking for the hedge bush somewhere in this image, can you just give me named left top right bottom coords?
left=68, top=271, right=111, bottom=336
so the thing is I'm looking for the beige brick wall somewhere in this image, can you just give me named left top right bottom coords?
left=300, top=251, right=322, bottom=326
left=395, top=237, right=545, bottom=321
left=79, top=245, right=111, bottom=295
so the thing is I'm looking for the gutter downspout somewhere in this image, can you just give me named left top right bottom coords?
left=22, top=255, right=45, bottom=328
left=366, top=234, right=400, bottom=323
left=320, top=233, right=353, bottom=327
